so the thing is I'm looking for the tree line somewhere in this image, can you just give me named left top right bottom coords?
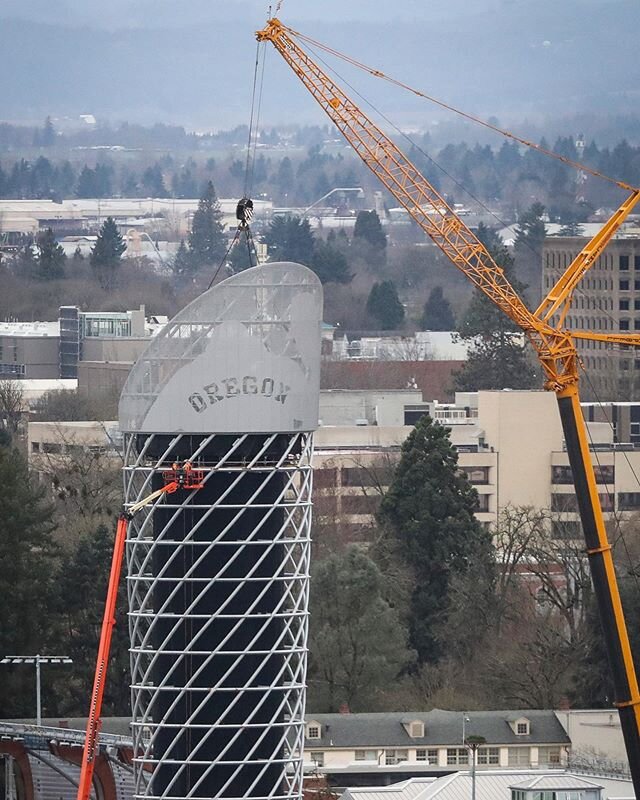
left=2, top=130, right=640, bottom=215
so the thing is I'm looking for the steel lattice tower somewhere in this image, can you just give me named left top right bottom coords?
left=119, top=263, right=322, bottom=800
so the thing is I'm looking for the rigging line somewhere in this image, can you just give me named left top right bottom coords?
left=244, top=40, right=263, bottom=198
left=305, top=42, right=522, bottom=253
left=248, top=41, right=268, bottom=194
left=207, top=227, right=241, bottom=290
left=288, top=25, right=636, bottom=193
left=579, top=361, right=640, bottom=596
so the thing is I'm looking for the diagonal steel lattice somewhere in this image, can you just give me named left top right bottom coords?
left=124, top=430, right=313, bottom=800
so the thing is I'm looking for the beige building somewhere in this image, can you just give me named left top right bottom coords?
left=27, top=389, right=640, bottom=542
left=301, top=710, right=569, bottom=774
left=542, top=233, right=640, bottom=399
left=314, top=389, right=640, bottom=541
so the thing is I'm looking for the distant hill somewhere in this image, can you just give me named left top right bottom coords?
left=1, top=0, right=639, bottom=129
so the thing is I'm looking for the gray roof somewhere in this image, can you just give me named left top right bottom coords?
left=510, top=775, right=604, bottom=790
left=306, top=710, right=570, bottom=748
left=344, top=771, right=634, bottom=800
left=342, top=777, right=436, bottom=800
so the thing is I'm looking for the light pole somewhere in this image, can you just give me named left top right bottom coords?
left=462, top=712, right=471, bottom=744
left=464, top=735, right=486, bottom=800
left=1, top=655, right=73, bottom=726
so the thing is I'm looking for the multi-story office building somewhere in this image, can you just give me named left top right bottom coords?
left=542, top=233, right=640, bottom=399
left=314, top=390, right=640, bottom=542
left=0, top=305, right=153, bottom=380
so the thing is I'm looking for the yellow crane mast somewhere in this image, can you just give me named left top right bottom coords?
left=257, top=17, right=640, bottom=787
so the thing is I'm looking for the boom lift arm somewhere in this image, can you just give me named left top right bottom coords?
left=76, top=464, right=204, bottom=800
left=257, top=17, right=640, bottom=789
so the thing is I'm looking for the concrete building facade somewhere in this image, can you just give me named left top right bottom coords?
left=542, top=233, right=640, bottom=400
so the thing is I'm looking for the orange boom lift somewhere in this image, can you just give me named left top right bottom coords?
left=76, top=463, right=204, bottom=800
left=257, top=17, right=640, bottom=788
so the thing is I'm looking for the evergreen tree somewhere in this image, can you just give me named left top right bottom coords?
left=42, top=116, right=56, bottom=147
left=14, top=243, right=37, bottom=276
left=0, top=442, right=57, bottom=716
left=187, top=180, right=226, bottom=272
left=308, top=546, right=413, bottom=711
left=421, top=286, right=455, bottom=330
left=141, top=164, right=168, bottom=197
left=172, top=239, right=191, bottom=277
left=35, top=228, right=66, bottom=280
left=353, top=209, right=387, bottom=267
left=264, top=215, right=315, bottom=265
left=227, top=236, right=255, bottom=274
left=51, top=525, right=130, bottom=715
left=366, top=280, right=405, bottom=330
left=513, top=202, right=546, bottom=301
left=454, top=225, right=537, bottom=391
left=311, top=241, right=352, bottom=284
left=90, top=217, right=126, bottom=288
left=377, top=415, right=494, bottom=663
left=76, top=165, right=98, bottom=198
left=558, top=220, right=585, bottom=236
left=354, top=210, right=387, bottom=249
left=514, top=202, right=546, bottom=251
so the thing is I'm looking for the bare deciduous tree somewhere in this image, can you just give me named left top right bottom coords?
left=0, top=379, right=25, bottom=435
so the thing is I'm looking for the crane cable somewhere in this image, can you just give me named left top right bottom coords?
left=579, top=362, right=640, bottom=598
left=297, top=34, right=626, bottom=340
left=207, top=37, right=265, bottom=289
left=286, top=25, right=638, bottom=193
left=304, top=40, right=530, bottom=269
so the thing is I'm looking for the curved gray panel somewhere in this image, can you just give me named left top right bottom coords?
left=119, top=263, right=322, bottom=434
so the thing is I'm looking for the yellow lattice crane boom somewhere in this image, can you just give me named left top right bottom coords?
left=258, top=17, right=640, bottom=788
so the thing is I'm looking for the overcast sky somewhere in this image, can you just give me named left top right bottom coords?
left=1, top=0, right=637, bottom=129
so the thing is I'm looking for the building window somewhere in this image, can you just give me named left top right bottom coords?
left=409, top=721, right=424, bottom=738
left=620, top=319, right=630, bottom=331
left=307, top=725, right=321, bottom=740
left=635, top=255, right=640, bottom=270
left=31, top=442, right=40, bottom=453
left=635, top=280, right=640, bottom=291
left=551, top=465, right=574, bottom=484
left=618, top=492, right=640, bottom=510
left=551, top=493, right=579, bottom=512
left=620, top=299, right=630, bottom=310
left=620, top=255, right=630, bottom=270
left=475, top=494, right=491, bottom=513
left=537, top=746, right=561, bottom=765
left=508, top=747, right=530, bottom=766
left=310, top=752, right=324, bottom=767
left=593, top=464, right=614, bottom=483
left=42, top=442, right=62, bottom=455
left=315, top=468, right=338, bottom=489
left=416, top=749, right=438, bottom=764
left=516, top=721, right=529, bottom=735
left=385, top=749, right=408, bottom=765
left=354, top=750, right=378, bottom=762
left=477, top=747, right=500, bottom=765
left=462, top=466, right=490, bottom=484
left=620, top=280, right=630, bottom=290
left=551, top=519, right=582, bottom=540
left=446, top=748, right=469, bottom=766
left=342, top=467, right=382, bottom=488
